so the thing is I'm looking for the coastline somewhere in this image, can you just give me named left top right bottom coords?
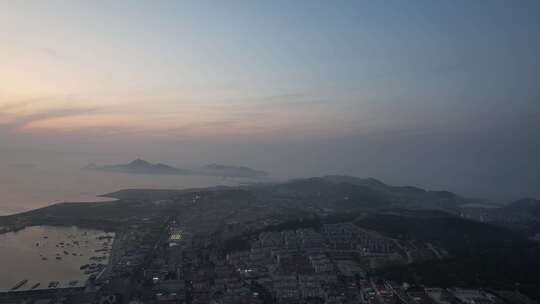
left=0, top=196, right=120, bottom=217
left=0, top=197, right=121, bottom=235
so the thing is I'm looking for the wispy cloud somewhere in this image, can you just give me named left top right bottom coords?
left=0, top=98, right=46, bottom=113
left=16, top=107, right=99, bottom=128
left=0, top=96, right=100, bottom=131
left=0, top=91, right=345, bottom=140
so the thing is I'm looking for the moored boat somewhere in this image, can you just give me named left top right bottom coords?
left=11, top=279, right=28, bottom=290
left=48, top=281, right=59, bottom=288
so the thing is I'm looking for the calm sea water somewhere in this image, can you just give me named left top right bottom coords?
left=0, top=165, right=245, bottom=215
left=0, top=225, right=114, bottom=292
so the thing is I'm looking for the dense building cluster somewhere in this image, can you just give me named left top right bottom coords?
left=1, top=206, right=538, bottom=304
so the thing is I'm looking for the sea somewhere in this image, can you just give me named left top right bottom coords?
left=0, top=165, right=250, bottom=216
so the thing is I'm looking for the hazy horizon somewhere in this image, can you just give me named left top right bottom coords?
left=2, top=0, right=540, bottom=207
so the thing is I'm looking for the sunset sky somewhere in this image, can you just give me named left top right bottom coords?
left=1, top=1, right=539, bottom=199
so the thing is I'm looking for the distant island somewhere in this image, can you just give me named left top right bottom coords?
left=84, top=159, right=268, bottom=178
left=85, top=159, right=190, bottom=175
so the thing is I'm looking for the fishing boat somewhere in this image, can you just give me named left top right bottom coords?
left=11, top=279, right=28, bottom=290
left=48, top=281, right=59, bottom=288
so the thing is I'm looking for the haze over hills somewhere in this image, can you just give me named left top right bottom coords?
left=84, top=159, right=269, bottom=178
left=259, top=175, right=469, bottom=211
left=504, top=198, right=540, bottom=214
left=196, top=163, right=268, bottom=178
left=457, top=197, right=540, bottom=238
left=93, top=175, right=475, bottom=215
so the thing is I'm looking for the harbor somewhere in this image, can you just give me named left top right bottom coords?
left=0, top=225, right=114, bottom=293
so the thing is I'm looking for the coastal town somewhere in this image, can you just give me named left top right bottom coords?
left=1, top=211, right=537, bottom=304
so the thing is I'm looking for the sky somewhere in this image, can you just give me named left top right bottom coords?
left=1, top=0, right=539, bottom=200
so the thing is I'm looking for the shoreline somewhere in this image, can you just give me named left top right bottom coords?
left=0, top=225, right=116, bottom=293
left=0, top=196, right=120, bottom=217
left=0, top=197, right=122, bottom=235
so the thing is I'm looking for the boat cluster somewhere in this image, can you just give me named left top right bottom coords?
left=8, top=232, right=114, bottom=292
